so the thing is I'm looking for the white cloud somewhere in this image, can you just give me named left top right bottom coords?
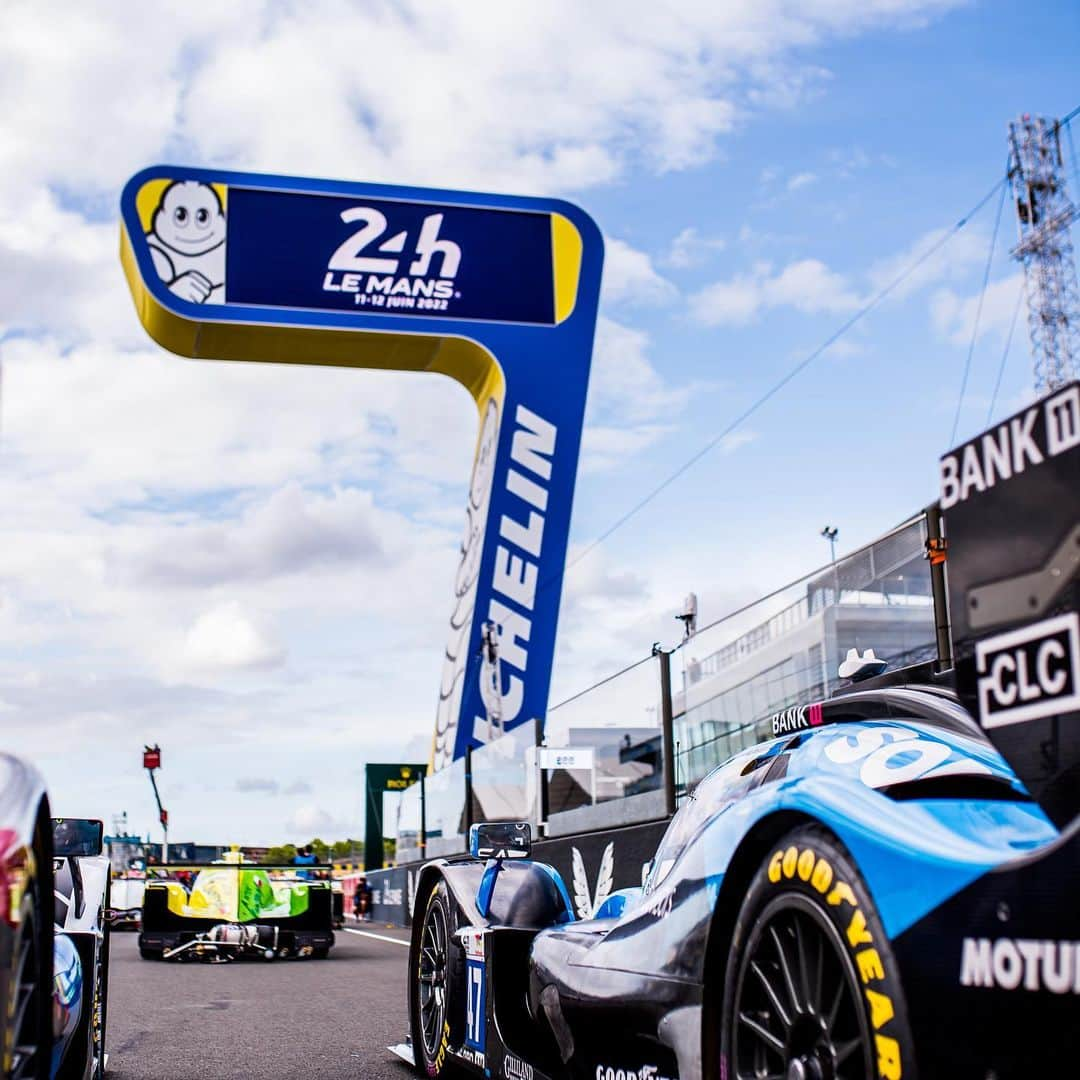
left=930, top=273, right=1025, bottom=347
left=0, top=0, right=969, bottom=842
left=689, top=221, right=1000, bottom=330
left=1, top=0, right=964, bottom=204
left=664, top=227, right=726, bottom=269
left=590, top=317, right=692, bottom=424
left=865, top=224, right=990, bottom=301
left=117, top=484, right=403, bottom=589
left=601, top=238, right=677, bottom=307
left=691, top=258, right=860, bottom=326
left=577, top=317, right=704, bottom=471
left=580, top=424, right=671, bottom=475
left=787, top=171, right=818, bottom=191
left=286, top=805, right=347, bottom=837
left=181, top=602, right=286, bottom=673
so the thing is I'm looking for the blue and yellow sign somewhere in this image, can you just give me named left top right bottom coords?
left=120, top=166, right=603, bottom=769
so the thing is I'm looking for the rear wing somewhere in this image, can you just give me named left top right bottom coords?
left=941, top=380, right=1079, bottom=826
left=141, top=863, right=333, bottom=930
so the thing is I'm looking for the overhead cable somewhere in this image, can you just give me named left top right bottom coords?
left=986, top=281, right=1026, bottom=425
left=560, top=176, right=1009, bottom=581
left=950, top=175, right=1008, bottom=446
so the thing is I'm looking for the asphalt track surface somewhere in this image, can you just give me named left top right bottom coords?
left=106, top=923, right=417, bottom=1080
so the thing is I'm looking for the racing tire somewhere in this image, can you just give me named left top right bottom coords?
left=720, top=825, right=916, bottom=1080
left=312, top=947, right=330, bottom=960
left=6, top=813, right=53, bottom=1080
left=409, top=879, right=465, bottom=1078
left=137, top=948, right=158, bottom=961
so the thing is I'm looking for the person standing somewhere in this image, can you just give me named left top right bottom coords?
left=357, top=875, right=372, bottom=921
left=293, top=844, right=316, bottom=881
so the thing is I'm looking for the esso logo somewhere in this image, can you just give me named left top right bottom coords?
left=824, top=726, right=990, bottom=788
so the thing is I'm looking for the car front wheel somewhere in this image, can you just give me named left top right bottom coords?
left=410, top=880, right=464, bottom=1077
left=721, top=825, right=915, bottom=1080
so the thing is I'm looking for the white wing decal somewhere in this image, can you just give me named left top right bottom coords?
left=571, top=846, right=592, bottom=919
left=593, top=842, right=615, bottom=915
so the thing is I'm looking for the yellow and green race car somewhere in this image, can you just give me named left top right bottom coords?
left=138, top=863, right=335, bottom=962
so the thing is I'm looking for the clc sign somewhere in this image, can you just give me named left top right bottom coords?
left=120, top=166, right=603, bottom=769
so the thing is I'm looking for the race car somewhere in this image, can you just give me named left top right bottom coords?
left=0, top=754, right=53, bottom=1080
left=403, top=383, right=1079, bottom=1080
left=51, top=818, right=111, bottom=1080
left=406, top=671, right=1075, bottom=1080
left=138, top=864, right=335, bottom=961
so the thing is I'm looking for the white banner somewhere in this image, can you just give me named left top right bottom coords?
left=539, top=747, right=595, bottom=771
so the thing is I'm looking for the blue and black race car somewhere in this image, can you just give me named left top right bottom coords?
left=404, top=382, right=1079, bottom=1080
left=406, top=669, right=1075, bottom=1080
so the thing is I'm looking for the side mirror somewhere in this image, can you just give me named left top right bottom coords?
left=52, top=818, right=104, bottom=858
left=470, top=821, right=531, bottom=860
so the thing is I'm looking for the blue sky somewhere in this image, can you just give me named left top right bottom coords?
left=0, top=0, right=1076, bottom=844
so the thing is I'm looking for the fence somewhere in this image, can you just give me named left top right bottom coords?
left=382, top=511, right=945, bottom=865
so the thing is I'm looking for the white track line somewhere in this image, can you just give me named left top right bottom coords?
left=342, top=927, right=410, bottom=947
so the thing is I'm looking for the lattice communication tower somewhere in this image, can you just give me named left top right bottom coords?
left=1008, top=114, right=1080, bottom=392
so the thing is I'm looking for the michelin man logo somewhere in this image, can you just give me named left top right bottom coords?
left=147, top=180, right=226, bottom=304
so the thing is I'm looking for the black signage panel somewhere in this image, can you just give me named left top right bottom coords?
left=941, top=381, right=1079, bottom=825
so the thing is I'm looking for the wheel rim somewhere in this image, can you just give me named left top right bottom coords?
left=418, top=899, right=448, bottom=1061
left=10, top=891, right=42, bottom=1080
left=731, top=894, right=873, bottom=1080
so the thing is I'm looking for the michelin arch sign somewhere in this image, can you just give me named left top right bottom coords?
left=120, top=166, right=602, bottom=769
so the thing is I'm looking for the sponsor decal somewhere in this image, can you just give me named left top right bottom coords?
left=504, top=1054, right=534, bottom=1080
left=219, top=186, right=559, bottom=325
left=595, top=1067, right=674, bottom=1080
left=975, top=613, right=1080, bottom=728
left=824, top=726, right=991, bottom=788
left=465, top=958, right=486, bottom=1052
left=940, top=385, right=1079, bottom=509
left=960, top=937, right=1080, bottom=994
left=571, top=842, right=614, bottom=919
left=1045, top=383, right=1080, bottom=456
left=145, top=181, right=227, bottom=305
left=429, top=1020, right=450, bottom=1077
left=471, top=405, right=558, bottom=744
left=771, top=701, right=824, bottom=737
left=321, top=207, right=461, bottom=313
left=459, top=928, right=485, bottom=960
left=767, top=844, right=904, bottom=1079
left=457, top=1047, right=486, bottom=1068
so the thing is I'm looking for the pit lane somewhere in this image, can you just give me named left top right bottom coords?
left=106, top=923, right=415, bottom=1079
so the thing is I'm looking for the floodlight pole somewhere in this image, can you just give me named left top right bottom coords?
left=821, top=525, right=839, bottom=563
left=653, top=645, right=677, bottom=817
